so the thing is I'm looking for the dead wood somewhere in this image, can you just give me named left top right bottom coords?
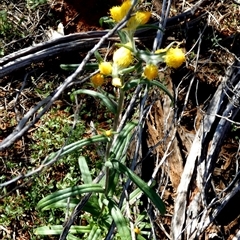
left=0, top=31, right=111, bottom=79
left=172, top=60, right=240, bottom=239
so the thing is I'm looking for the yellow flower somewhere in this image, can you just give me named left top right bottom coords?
left=110, top=0, right=132, bottom=22
left=127, top=11, right=151, bottom=30
left=113, top=43, right=133, bottom=68
left=143, top=64, right=158, bottom=80
left=104, top=129, right=113, bottom=137
left=134, top=227, right=141, bottom=235
left=91, top=73, right=104, bottom=87
left=110, top=6, right=123, bottom=22
left=112, top=77, right=122, bottom=87
left=99, top=61, right=112, bottom=75
left=165, top=47, right=185, bottom=69
left=121, top=0, right=132, bottom=15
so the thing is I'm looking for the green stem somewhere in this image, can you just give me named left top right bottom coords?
left=112, top=89, right=125, bottom=132
left=104, top=88, right=125, bottom=195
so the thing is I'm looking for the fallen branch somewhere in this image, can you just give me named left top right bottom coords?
left=172, top=60, right=240, bottom=239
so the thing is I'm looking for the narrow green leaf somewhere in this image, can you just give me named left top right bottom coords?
left=121, top=187, right=142, bottom=210
left=94, top=50, right=104, bottom=63
left=34, top=225, right=91, bottom=235
left=82, top=196, right=102, bottom=216
left=72, top=89, right=117, bottom=114
left=111, top=121, right=137, bottom=159
left=123, top=79, right=140, bottom=91
left=148, top=80, right=174, bottom=102
left=87, top=225, right=102, bottom=240
left=60, top=63, right=98, bottom=71
left=112, top=160, right=166, bottom=214
left=43, top=198, right=79, bottom=210
left=42, top=196, right=102, bottom=216
left=137, top=234, right=148, bottom=240
left=37, top=184, right=104, bottom=210
left=78, top=156, right=92, bottom=184
left=43, top=134, right=109, bottom=164
left=108, top=199, right=131, bottom=240
left=67, top=233, right=82, bottom=240
left=105, top=167, right=119, bottom=197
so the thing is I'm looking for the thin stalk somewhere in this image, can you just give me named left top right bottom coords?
left=104, top=88, right=125, bottom=194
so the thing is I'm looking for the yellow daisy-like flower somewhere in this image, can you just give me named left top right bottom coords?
left=113, top=43, right=133, bottom=68
left=99, top=61, right=112, bottom=75
left=165, top=47, right=185, bottom=69
left=112, top=77, right=122, bottom=87
left=127, top=11, right=151, bottom=30
left=110, top=0, right=132, bottom=22
left=143, top=64, right=158, bottom=80
left=91, top=73, right=104, bottom=87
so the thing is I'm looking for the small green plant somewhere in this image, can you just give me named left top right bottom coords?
left=26, top=0, right=47, bottom=9
left=35, top=0, right=186, bottom=239
left=30, top=108, right=85, bottom=161
left=0, top=10, right=12, bottom=36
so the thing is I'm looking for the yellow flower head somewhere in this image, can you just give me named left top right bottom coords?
left=110, top=0, right=132, bottom=22
left=134, top=227, right=141, bottom=235
left=113, top=42, right=133, bottom=68
left=99, top=61, right=112, bottom=75
left=127, top=11, right=151, bottom=30
left=112, top=77, right=122, bottom=87
left=143, top=64, right=158, bottom=80
left=104, top=129, right=113, bottom=137
left=165, top=47, right=185, bottom=69
left=91, top=73, right=104, bottom=87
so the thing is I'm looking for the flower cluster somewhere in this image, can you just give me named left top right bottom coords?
left=110, top=0, right=151, bottom=32
left=91, top=2, right=186, bottom=89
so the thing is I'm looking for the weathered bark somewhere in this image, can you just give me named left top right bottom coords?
left=172, top=61, right=240, bottom=239
left=0, top=31, right=111, bottom=78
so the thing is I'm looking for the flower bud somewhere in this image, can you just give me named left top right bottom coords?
left=110, top=0, right=132, bottom=22
left=105, top=129, right=113, bottom=137
left=99, top=62, right=112, bottom=75
left=112, top=77, right=122, bottom=87
left=113, top=43, right=133, bottom=68
left=134, top=227, right=141, bottom=235
left=165, top=47, right=185, bottom=69
left=143, top=64, right=158, bottom=80
left=91, top=73, right=104, bottom=87
left=127, top=11, right=151, bottom=30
